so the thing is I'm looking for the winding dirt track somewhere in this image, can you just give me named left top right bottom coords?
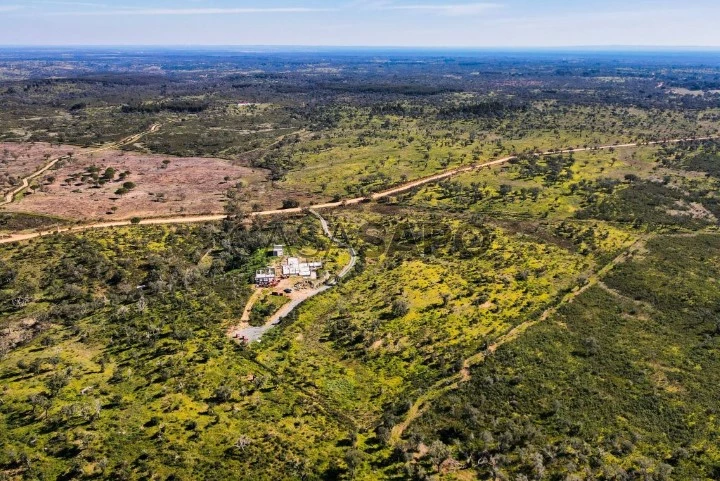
left=0, top=123, right=161, bottom=207
left=0, top=134, right=717, bottom=245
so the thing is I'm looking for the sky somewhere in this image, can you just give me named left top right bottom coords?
left=0, top=0, right=719, bottom=47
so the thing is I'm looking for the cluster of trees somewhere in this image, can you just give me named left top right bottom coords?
left=437, top=100, right=526, bottom=121
left=61, top=165, right=132, bottom=189
left=512, top=153, right=576, bottom=185
left=576, top=178, right=712, bottom=228
left=120, top=98, right=209, bottom=114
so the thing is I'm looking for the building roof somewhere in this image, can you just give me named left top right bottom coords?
left=255, top=268, right=276, bottom=279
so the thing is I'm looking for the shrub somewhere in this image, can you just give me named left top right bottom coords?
left=282, top=199, right=300, bottom=209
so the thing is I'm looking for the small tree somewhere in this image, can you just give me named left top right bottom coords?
left=102, top=167, right=116, bottom=180
left=391, top=297, right=410, bottom=318
left=428, top=440, right=450, bottom=472
left=46, top=369, right=71, bottom=397
left=282, top=199, right=300, bottom=209
left=214, top=385, right=232, bottom=403
left=345, top=449, right=365, bottom=477
left=583, top=336, right=600, bottom=356
left=29, top=394, right=52, bottom=419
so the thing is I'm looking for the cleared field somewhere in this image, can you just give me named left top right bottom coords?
left=0, top=143, right=312, bottom=220
left=0, top=142, right=84, bottom=195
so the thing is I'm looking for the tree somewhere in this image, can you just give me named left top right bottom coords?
left=46, top=369, right=71, bottom=397
left=344, top=449, right=365, bottom=477
left=391, top=297, right=410, bottom=318
left=428, top=440, right=450, bottom=472
left=583, top=336, right=600, bottom=356
left=0, top=260, right=16, bottom=288
left=214, top=385, right=232, bottom=402
left=29, top=394, right=51, bottom=418
left=624, top=174, right=639, bottom=183
left=282, top=199, right=300, bottom=209
left=102, top=167, right=116, bottom=180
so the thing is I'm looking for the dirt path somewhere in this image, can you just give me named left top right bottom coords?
left=388, top=234, right=650, bottom=445
left=0, top=123, right=161, bottom=207
left=240, top=288, right=264, bottom=323
left=1, top=135, right=716, bottom=245
left=309, top=209, right=358, bottom=278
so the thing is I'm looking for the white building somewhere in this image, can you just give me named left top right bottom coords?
left=281, top=257, right=322, bottom=278
left=255, top=268, right=277, bottom=286
left=282, top=257, right=301, bottom=276
left=272, top=245, right=284, bottom=257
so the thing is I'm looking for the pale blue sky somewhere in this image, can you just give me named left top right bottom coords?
left=0, top=0, right=719, bottom=47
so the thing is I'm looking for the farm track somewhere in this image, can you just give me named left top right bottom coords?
left=2, top=132, right=717, bottom=442
left=0, top=123, right=161, bottom=207
left=1, top=135, right=717, bottom=245
left=387, top=234, right=651, bottom=445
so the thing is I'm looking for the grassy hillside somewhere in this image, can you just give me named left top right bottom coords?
left=0, top=221, right=357, bottom=480
left=391, top=234, right=720, bottom=480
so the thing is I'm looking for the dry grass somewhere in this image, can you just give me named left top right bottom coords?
left=0, top=142, right=84, bottom=194
left=1, top=142, right=316, bottom=220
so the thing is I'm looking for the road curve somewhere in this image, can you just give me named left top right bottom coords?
left=309, top=209, right=358, bottom=279
left=228, top=210, right=357, bottom=343
left=1, top=134, right=717, bottom=245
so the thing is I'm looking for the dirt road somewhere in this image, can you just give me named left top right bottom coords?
left=1, top=134, right=716, bottom=245
left=309, top=209, right=358, bottom=277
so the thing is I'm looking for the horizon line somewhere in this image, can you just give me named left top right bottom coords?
left=1, top=44, right=720, bottom=51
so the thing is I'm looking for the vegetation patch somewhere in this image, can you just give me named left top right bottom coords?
left=392, top=234, right=720, bottom=480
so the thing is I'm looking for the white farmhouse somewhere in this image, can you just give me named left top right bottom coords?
left=281, top=257, right=322, bottom=278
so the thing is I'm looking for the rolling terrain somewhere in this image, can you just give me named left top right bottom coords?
left=1, top=49, right=720, bottom=481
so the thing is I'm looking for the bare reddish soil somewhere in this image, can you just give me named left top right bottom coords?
left=0, top=143, right=84, bottom=195
left=0, top=142, right=311, bottom=220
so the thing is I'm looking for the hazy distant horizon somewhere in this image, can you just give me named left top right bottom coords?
left=1, top=45, right=720, bottom=53
left=1, top=1, right=719, bottom=47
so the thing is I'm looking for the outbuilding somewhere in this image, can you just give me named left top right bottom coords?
left=255, top=268, right=277, bottom=286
